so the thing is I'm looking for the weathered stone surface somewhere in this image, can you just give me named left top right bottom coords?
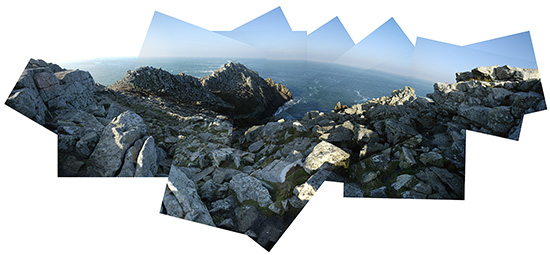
left=430, top=167, right=464, bottom=198
left=252, top=159, right=303, bottom=183
left=344, top=182, right=364, bottom=197
left=229, top=173, right=273, bottom=208
left=87, top=111, right=146, bottom=177
left=391, top=174, right=416, bottom=191
left=6, top=87, right=48, bottom=125
left=166, top=166, right=214, bottom=226
left=75, top=131, right=99, bottom=159
left=118, top=138, right=145, bottom=177
left=293, top=169, right=333, bottom=201
left=248, top=140, right=265, bottom=153
left=419, top=151, right=446, bottom=167
left=134, top=136, right=159, bottom=177
left=369, top=186, right=388, bottom=198
left=41, top=70, right=97, bottom=111
left=163, top=191, right=184, bottom=218
left=303, top=141, right=350, bottom=174
left=234, top=205, right=259, bottom=232
left=399, top=147, right=416, bottom=169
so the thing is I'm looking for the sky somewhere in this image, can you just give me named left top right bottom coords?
left=410, top=32, right=538, bottom=83
left=334, top=18, right=414, bottom=76
left=307, top=17, right=355, bottom=63
left=139, top=11, right=264, bottom=59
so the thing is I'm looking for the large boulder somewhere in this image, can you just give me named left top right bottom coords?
left=87, top=111, right=147, bottom=177
left=229, top=173, right=273, bottom=208
left=303, top=141, right=350, bottom=174
left=166, top=166, right=215, bottom=226
left=134, top=136, right=159, bottom=177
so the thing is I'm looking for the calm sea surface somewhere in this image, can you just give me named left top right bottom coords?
left=60, top=57, right=433, bottom=119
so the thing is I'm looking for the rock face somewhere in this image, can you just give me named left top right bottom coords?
left=87, top=111, right=147, bottom=177
left=166, top=166, right=215, bottom=226
left=201, top=62, right=292, bottom=125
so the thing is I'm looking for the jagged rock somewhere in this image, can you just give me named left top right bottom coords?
left=415, top=170, right=453, bottom=199
left=58, top=135, right=78, bottom=154
left=419, top=151, right=446, bottom=167
left=201, top=62, right=292, bottom=125
left=412, top=181, right=433, bottom=195
left=234, top=205, right=259, bottom=233
left=398, top=147, right=416, bottom=169
left=369, top=186, right=388, bottom=198
left=110, top=66, right=229, bottom=109
left=218, top=218, right=235, bottom=229
left=74, top=131, right=99, bottom=159
left=87, top=111, right=147, bottom=177
left=385, top=118, right=419, bottom=145
left=430, top=167, right=464, bottom=198
left=293, top=169, right=333, bottom=201
left=456, top=65, right=539, bottom=82
left=41, top=70, right=98, bottom=111
left=209, top=196, right=236, bottom=213
left=118, top=138, right=146, bottom=177
left=252, top=159, right=303, bottom=183
left=401, top=190, right=427, bottom=199
left=229, top=173, right=273, bottom=208
left=248, top=140, right=265, bottom=153
left=323, top=120, right=354, bottom=142
left=391, top=174, right=416, bottom=191
left=166, top=166, right=214, bottom=226
left=5, top=87, right=48, bottom=125
left=211, top=168, right=241, bottom=184
left=163, top=191, right=184, bottom=218
left=303, top=141, right=350, bottom=174
left=199, top=180, right=221, bottom=202
left=210, top=148, right=234, bottom=167
left=134, top=136, right=159, bottom=177
left=344, top=182, right=364, bottom=197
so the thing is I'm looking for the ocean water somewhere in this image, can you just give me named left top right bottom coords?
left=60, top=57, right=434, bottom=119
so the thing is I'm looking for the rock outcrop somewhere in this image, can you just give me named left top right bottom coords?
left=110, top=66, right=230, bottom=109
left=201, top=62, right=292, bottom=125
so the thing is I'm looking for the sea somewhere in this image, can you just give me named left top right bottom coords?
left=60, top=57, right=434, bottom=120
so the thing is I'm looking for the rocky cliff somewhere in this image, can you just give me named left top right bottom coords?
left=201, top=62, right=292, bottom=125
left=109, top=66, right=231, bottom=110
left=4, top=59, right=545, bottom=250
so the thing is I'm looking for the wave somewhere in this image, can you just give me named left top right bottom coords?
left=354, top=90, right=371, bottom=103
left=274, top=97, right=304, bottom=116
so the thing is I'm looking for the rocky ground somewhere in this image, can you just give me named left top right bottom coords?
left=5, top=59, right=546, bottom=250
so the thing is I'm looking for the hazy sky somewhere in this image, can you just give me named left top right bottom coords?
left=334, top=18, right=414, bottom=76
left=215, top=7, right=307, bottom=61
left=410, top=32, right=538, bottom=83
left=307, top=17, right=355, bottom=63
left=231, top=7, right=292, bottom=32
left=139, top=11, right=264, bottom=59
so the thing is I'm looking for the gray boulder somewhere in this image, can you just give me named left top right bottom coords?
left=229, top=173, right=273, bottom=208
left=303, top=141, right=350, bottom=174
left=87, top=111, right=146, bottom=177
left=134, top=136, right=159, bottom=177
left=166, top=166, right=215, bottom=226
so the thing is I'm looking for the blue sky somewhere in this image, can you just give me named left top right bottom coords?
left=334, top=18, right=414, bottom=76
left=307, top=17, right=355, bottom=63
left=410, top=32, right=538, bottom=83
left=139, top=11, right=264, bottom=59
